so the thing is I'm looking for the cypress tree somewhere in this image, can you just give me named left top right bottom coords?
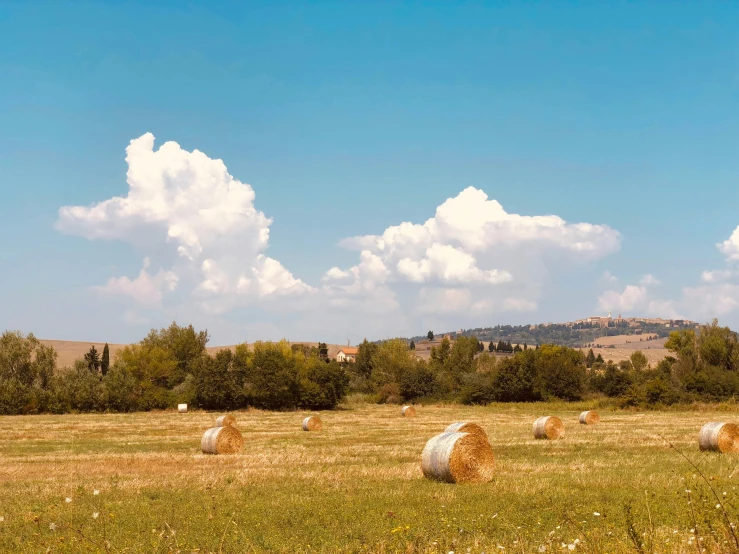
left=101, top=343, right=110, bottom=376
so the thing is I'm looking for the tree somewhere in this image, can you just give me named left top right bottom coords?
left=478, top=341, right=484, bottom=352
left=586, top=349, right=596, bottom=368
left=101, top=343, right=110, bottom=376
left=409, top=340, right=416, bottom=351
left=318, top=342, right=329, bottom=362
left=84, top=345, right=101, bottom=373
left=488, top=341, right=495, bottom=352
left=141, top=322, right=209, bottom=386
left=355, top=339, right=377, bottom=380
left=630, top=350, right=649, bottom=372
left=595, top=353, right=604, bottom=364
left=427, top=331, right=434, bottom=341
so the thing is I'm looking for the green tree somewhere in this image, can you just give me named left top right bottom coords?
left=409, top=340, right=416, bottom=351
left=101, top=343, right=110, bottom=376
left=297, top=356, right=349, bottom=409
left=427, top=331, right=434, bottom=341
left=488, top=341, right=495, bottom=352
left=630, top=350, right=649, bottom=372
left=318, top=342, right=329, bottom=362
left=354, top=339, right=378, bottom=380
left=245, top=341, right=300, bottom=410
left=586, top=348, right=596, bottom=368
left=141, top=322, right=209, bottom=386
left=84, top=345, right=101, bottom=373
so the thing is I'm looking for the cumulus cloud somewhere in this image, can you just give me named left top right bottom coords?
left=639, top=274, right=660, bottom=286
left=94, top=257, right=178, bottom=306
left=329, top=186, right=619, bottom=314
left=56, top=135, right=624, bottom=338
left=718, top=227, right=739, bottom=261
left=597, top=223, right=739, bottom=322
left=57, top=133, right=311, bottom=309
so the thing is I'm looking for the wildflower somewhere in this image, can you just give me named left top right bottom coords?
left=568, top=545, right=576, bottom=551
left=574, top=539, right=580, bottom=545
left=49, top=523, right=57, bottom=531
left=65, top=498, right=72, bottom=504
left=92, top=513, right=99, bottom=519
left=93, top=490, right=100, bottom=496
left=717, top=504, right=722, bottom=509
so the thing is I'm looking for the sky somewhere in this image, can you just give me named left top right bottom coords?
left=0, top=1, right=737, bottom=346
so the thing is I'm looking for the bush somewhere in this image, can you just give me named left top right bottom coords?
left=297, top=358, right=349, bottom=410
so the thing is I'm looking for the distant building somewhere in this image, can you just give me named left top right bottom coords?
left=336, top=347, right=359, bottom=363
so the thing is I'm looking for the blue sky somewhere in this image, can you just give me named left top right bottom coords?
left=1, top=1, right=737, bottom=346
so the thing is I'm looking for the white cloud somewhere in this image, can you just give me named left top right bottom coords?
left=502, top=297, right=538, bottom=312
left=600, top=271, right=619, bottom=285
left=94, top=257, right=178, bottom=306
left=718, top=227, right=739, bottom=261
left=56, top=135, right=624, bottom=339
left=340, top=187, right=621, bottom=263
left=639, top=274, right=660, bottom=286
left=330, top=186, right=619, bottom=321
left=58, top=133, right=311, bottom=311
left=701, top=269, right=734, bottom=284
left=598, top=285, right=649, bottom=313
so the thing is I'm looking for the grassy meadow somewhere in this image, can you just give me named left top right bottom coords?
left=2, top=400, right=739, bottom=553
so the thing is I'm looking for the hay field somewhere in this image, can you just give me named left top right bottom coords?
left=1, top=402, right=739, bottom=553
left=579, top=334, right=671, bottom=365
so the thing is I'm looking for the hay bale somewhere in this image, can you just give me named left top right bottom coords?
left=421, top=431, right=495, bottom=484
left=215, top=414, right=236, bottom=427
left=444, top=421, right=488, bottom=440
left=699, top=422, right=739, bottom=453
left=178, top=404, right=187, bottom=413
left=200, top=426, right=243, bottom=454
left=579, top=410, right=600, bottom=425
left=302, top=416, right=322, bottom=431
left=533, top=416, right=565, bottom=440
left=402, top=405, right=417, bottom=417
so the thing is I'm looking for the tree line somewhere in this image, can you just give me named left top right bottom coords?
left=1, top=319, right=737, bottom=414
left=0, top=325, right=348, bottom=415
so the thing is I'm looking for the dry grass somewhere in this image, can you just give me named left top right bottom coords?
left=2, top=403, right=739, bottom=552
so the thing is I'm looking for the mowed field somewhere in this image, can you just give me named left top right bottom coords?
left=578, top=334, right=671, bottom=365
left=2, top=402, right=739, bottom=553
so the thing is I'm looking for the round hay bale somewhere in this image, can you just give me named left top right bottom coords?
left=579, top=410, right=600, bottom=425
left=215, top=414, right=236, bottom=427
left=302, top=416, right=322, bottom=431
left=200, top=426, right=243, bottom=455
left=444, top=421, right=488, bottom=440
left=178, top=404, right=187, bottom=413
left=421, top=431, right=495, bottom=484
left=699, top=422, right=739, bottom=453
left=402, top=405, right=417, bottom=417
left=533, top=416, right=565, bottom=440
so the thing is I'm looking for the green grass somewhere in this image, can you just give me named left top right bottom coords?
left=1, top=401, right=739, bottom=553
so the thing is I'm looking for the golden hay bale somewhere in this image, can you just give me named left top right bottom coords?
left=444, top=421, right=488, bottom=440
left=579, top=410, right=600, bottom=425
left=177, top=404, right=187, bottom=413
left=421, top=431, right=495, bottom=484
left=699, top=422, right=739, bottom=453
left=302, top=416, right=322, bottom=431
left=215, top=414, right=236, bottom=427
left=200, top=426, right=243, bottom=455
left=533, top=416, right=565, bottom=440
left=402, top=405, right=417, bottom=417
